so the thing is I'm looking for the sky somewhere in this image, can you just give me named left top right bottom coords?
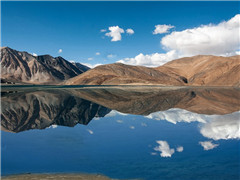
left=1, top=1, right=240, bottom=67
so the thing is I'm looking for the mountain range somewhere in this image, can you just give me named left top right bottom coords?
left=1, top=47, right=239, bottom=86
left=1, top=47, right=90, bottom=84
left=1, top=87, right=239, bottom=132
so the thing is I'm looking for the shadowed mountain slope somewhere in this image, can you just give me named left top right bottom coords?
left=64, top=63, right=187, bottom=86
left=65, top=55, right=240, bottom=86
left=0, top=47, right=90, bottom=84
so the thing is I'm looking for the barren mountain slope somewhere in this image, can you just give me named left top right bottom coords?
left=64, top=63, right=187, bottom=86
left=0, top=47, right=89, bottom=84
left=156, top=55, right=240, bottom=86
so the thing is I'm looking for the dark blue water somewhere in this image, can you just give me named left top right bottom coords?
left=2, top=110, right=239, bottom=180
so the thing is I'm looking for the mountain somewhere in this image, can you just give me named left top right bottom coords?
left=157, top=55, right=240, bottom=86
left=0, top=47, right=90, bottom=84
left=64, top=63, right=187, bottom=85
left=1, top=87, right=239, bottom=133
left=68, top=87, right=240, bottom=115
left=1, top=89, right=111, bottom=133
left=65, top=55, right=240, bottom=87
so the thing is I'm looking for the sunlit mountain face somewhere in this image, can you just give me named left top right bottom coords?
left=1, top=86, right=239, bottom=180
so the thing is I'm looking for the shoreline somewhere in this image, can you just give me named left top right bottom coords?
left=1, top=173, right=114, bottom=180
left=1, top=84, right=239, bottom=90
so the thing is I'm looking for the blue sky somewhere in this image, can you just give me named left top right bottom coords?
left=2, top=1, right=240, bottom=67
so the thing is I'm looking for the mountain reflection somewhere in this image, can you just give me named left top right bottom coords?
left=1, top=89, right=111, bottom=133
left=1, top=87, right=240, bottom=133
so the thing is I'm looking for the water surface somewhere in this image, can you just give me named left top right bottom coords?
left=1, top=86, right=240, bottom=180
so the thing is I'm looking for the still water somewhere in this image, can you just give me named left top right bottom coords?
left=1, top=86, right=240, bottom=180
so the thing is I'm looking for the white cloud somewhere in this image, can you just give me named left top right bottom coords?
left=100, top=29, right=107, bottom=32
left=32, top=53, right=37, bottom=57
left=129, top=126, right=135, bottom=129
left=117, top=50, right=178, bottom=67
left=87, top=129, right=94, bottom=134
left=161, top=14, right=240, bottom=57
left=199, top=141, right=219, bottom=150
left=105, top=26, right=125, bottom=42
left=107, top=54, right=116, bottom=58
left=81, top=63, right=102, bottom=69
left=154, top=140, right=175, bottom=157
left=88, top=57, right=93, bottom=61
left=96, top=52, right=100, bottom=55
left=58, top=49, right=62, bottom=53
left=153, top=24, right=174, bottom=34
left=116, top=120, right=123, bottom=123
left=200, top=112, right=240, bottom=140
left=146, top=108, right=207, bottom=124
left=48, top=125, right=58, bottom=129
left=147, top=109, right=240, bottom=142
left=116, top=14, right=240, bottom=67
left=104, top=110, right=128, bottom=117
left=126, top=28, right=134, bottom=35
left=176, top=146, right=184, bottom=152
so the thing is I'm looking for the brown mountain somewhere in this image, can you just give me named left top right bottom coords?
left=64, top=63, right=187, bottom=85
left=157, top=55, right=240, bottom=86
left=1, top=87, right=239, bottom=133
left=68, top=87, right=240, bottom=115
left=1, top=89, right=110, bottom=133
left=65, top=55, right=240, bottom=87
left=0, top=47, right=90, bottom=84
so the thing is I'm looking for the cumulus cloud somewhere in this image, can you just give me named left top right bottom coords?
left=146, top=108, right=207, bottom=124
left=147, top=109, right=240, bottom=142
left=153, top=24, right=174, bottom=34
left=48, top=125, right=58, bottom=129
left=200, top=112, right=240, bottom=140
left=107, top=54, right=116, bottom=58
left=154, top=140, right=175, bottom=157
left=100, top=29, right=107, bottom=32
left=117, top=50, right=178, bottom=67
left=105, top=26, right=125, bottom=41
left=176, top=146, right=184, bottom=152
left=161, top=14, right=240, bottom=57
left=116, top=120, right=123, bottom=123
left=32, top=53, right=37, bottom=57
left=199, top=141, right=219, bottom=150
left=129, top=126, right=135, bottom=129
left=126, top=28, right=134, bottom=35
left=58, top=49, right=62, bottom=53
left=96, top=52, right=100, bottom=55
left=117, top=14, right=240, bottom=67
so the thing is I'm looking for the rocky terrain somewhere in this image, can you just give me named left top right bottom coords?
left=0, top=47, right=90, bottom=84
left=1, top=87, right=239, bottom=133
left=1, top=47, right=239, bottom=86
left=158, top=55, right=240, bottom=86
left=66, top=55, right=240, bottom=86
left=64, top=63, right=187, bottom=86
left=69, top=87, right=240, bottom=115
left=1, top=90, right=110, bottom=133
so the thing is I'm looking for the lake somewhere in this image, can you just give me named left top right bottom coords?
left=1, top=86, right=240, bottom=180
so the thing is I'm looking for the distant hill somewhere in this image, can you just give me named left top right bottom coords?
left=0, top=47, right=90, bottom=84
left=157, top=55, right=240, bottom=86
left=64, top=63, right=187, bottom=86
left=1, top=47, right=239, bottom=86
left=65, top=55, right=240, bottom=87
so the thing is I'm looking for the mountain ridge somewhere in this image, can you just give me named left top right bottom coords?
left=1, top=47, right=239, bottom=86
left=0, top=47, right=90, bottom=84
